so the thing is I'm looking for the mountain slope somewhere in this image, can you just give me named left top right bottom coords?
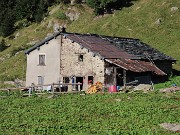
left=0, top=0, right=179, bottom=81
left=68, top=0, right=180, bottom=69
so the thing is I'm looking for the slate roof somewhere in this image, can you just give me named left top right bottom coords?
left=102, top=36, right=176, bottom=61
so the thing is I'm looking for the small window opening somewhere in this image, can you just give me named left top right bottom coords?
left=39, top=54, right=45, bottom=65
left=38, top=76, right=44, bottom=85
left=88, top=76, right=94, bottom=84
left=78, top=55, right=83, bottom=62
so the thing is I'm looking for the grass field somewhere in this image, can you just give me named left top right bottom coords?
left=0, top=92, right=180, bottom=134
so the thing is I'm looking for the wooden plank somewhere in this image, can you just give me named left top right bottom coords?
left=123, top=69, right=126, bottom=89
left=23, top=93, right=48, bottom=96
left=113, top=67, right=117, bottom=86
left=27, top=83, right=82, bottom=88
left=49, top=91, right=82, bottom=94
left=0, top=88, right=18, bottom=91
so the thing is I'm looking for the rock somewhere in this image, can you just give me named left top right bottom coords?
left=15, top=51, right=23, bottom=56
left=155, top=18, right=162, bottom=25
left=65, top=9, right=80, bottom=21
left=134, top=84, right=152, bottom=91
left=49, top=5, right=60, bottom=15
left=71, top=0, right=76, bottom=5
left=160, top=123, right=180, bottom=132
left=71, top=0, right=82, bottom=5
left=53, top=23, right=60, bottom=32
left=15, top=32, right=20, bottom=39
left=6, top=54, right=11, bottom=59
left=14, top=78, right=24, bottom=87
left=0, top=57, right=5, bottom=62
left=26, top=40, right=39, bottom=46
left=136, top=7, right=141, bottom=10
left=4, top=81, right=14, bottom=85
left=115, top=98, right=122, bottom=102
left=170, top=7, right=178, bottom=12
left=47, top=20, right=53, bottom=28
left=47, top=95, right=56, bottom=99
left=46, top=33, right=53, bottom=37
left=160, top=86, right=180, bottom=93
left=43, top=17, right=47, bottom=21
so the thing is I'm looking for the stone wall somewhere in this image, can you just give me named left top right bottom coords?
left=60, top=37, right=105, bottom=90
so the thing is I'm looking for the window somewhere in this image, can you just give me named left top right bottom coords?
left=88, top=76, right=94, bottom=84
left=38, top=76, right=44, bottom=85
left=39, top=54, right=45, bottom=65
left=78, top=55, right=83, bottom=62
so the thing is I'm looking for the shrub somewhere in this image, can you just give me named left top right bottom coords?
left=0, top=39, right=7, bottom=52
left=56, top=12, right=67, bottom=20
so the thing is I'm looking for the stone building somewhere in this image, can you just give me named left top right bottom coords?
left=25, top=30, right=176, bottom=90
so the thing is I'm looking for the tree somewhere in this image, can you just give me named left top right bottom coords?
left=0, top=0, right=16, bottom=37
left=0, top=0, right=49, bottom=37
left=0, top=39, right=7, bottom=52
left=0, top=9, right=16, bottom=37
left=86, top=0, right=135, bottom=15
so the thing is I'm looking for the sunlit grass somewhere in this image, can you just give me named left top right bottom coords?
left=0, top=92, right=179, bottom=134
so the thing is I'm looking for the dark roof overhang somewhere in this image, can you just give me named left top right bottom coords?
left=105, top=58, right=166, bottom=76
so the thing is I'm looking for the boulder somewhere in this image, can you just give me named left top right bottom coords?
left=15, top=32, right=20, bottom=39
left=134, top=84, right=152, bottom=91
left=160, top=123, right=180, bottom=132
left=53, top=23, right=60, bottom=32
left=65, top=9, right=80, bottom=21
left=160, top=86, right=180, bottom=93
left=155, top=18, right=162, bottom=25
left=26, top=40, right=39, bottom=46
left=170, top=7, right=178, bottom=12
left=47, top=20, right=53, bottom=28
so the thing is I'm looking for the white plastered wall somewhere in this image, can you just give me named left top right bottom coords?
left=26, top=36, right=61, bottom=86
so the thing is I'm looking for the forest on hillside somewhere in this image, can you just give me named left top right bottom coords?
left=0, top=0, right=134, bottom=37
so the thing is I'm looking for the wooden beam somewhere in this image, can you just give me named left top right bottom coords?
left=113, top=67, right=117, bottom=86
left=74, top=52, right=86, bottom=54
left=123, top=69, right=126, bottom=89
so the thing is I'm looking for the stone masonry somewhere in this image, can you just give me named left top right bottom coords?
left=60, top=37, right=105, bottom=90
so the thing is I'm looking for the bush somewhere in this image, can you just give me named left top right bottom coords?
left=15, top=19, right=31, bottom=29
left=0, top=39, right=7, bottom=52
left=56, top=12, right=67, bottom=20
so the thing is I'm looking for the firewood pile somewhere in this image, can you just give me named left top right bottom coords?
left=86, top=82, right=103, bottom=94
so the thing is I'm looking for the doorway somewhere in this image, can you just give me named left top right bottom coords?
left=76, top=77, right=83, bottom=90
